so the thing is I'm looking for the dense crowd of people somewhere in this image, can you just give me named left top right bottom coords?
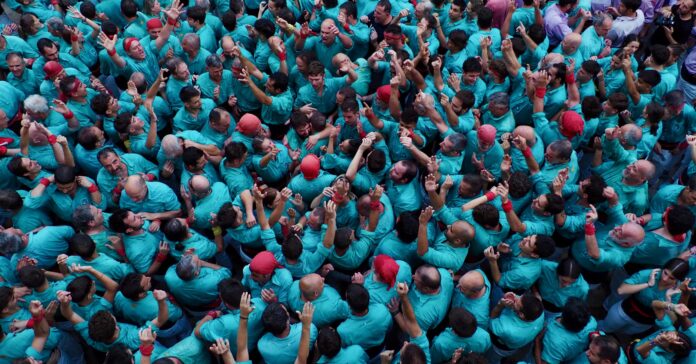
left=0, top=0, right=696, bottom=362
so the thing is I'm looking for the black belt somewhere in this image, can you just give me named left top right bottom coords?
left=681, top=64, right=696, bottom=85
left=621, top=295, right=655, bottom=325
left=490, top=332, right=513, bottom=351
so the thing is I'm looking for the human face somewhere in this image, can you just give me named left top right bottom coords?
left=128, top=41, right=146, bottom=60
left=125, top=211, right=145, bottom=230
left=458, top=180, right=476, bottom=197
left=189, top=156, right=207, bottom=172
left=531, top=194, right=547, bottom=214
left=488, top=102, right=508, bottom=118
left=260, top=139, right=275, bottom=154
left=148, top=27, right=162, bottom=39
left=308, top=74, right=324, bottom=91
left=320, top=23, right=336, bottom=44
left=384, top=32, right=401, bottom=48
left=296, top=123, right=311, bottom=138
left=558, top=275, right=577, bottom=288
left=295, top=57, right=307, bottom=72
left=449, top=4, right=462, bottom=21
left=660, top=269, right=677, bottom=286
left=0, top=111, right=8, bottom=130
left=56, top=180, right=77, bottom=194
left=212, top=111, right=231, bottom=132
left=343, top=110, right=358, bottom=125
left=338, top=139, right=353, bottom=153
left=585, top=342, right=603, bottom=364
left=439, top=137, right=455, bottom=154
left=519, top=235, right=537, bottom=255
left=140, top=275, right=152, bottom=291
left=7, top=57, right=24, bottom=77
left=73, top=80, right=88, bottom=98
left=679, top=0, right=696, bottom=15
left=251, top=271, right=271, bottom=285
left=42, top=44, right=59, bottom=61
left=451, top=96, right=464, bottom=114
left=90, top=205, right=104, bottom=225
left=463, top=71, right=479, bottom=85
left=595, top=19, right=612, bottom=37
left=577, top=67, right=592, bottom=83
left=4, top=228, right=28, bottom=249
left=129, top=116, right=145, bottom=133
left=185, top=95, right=203, bottom=110
left=22, top=158, right=41, bottom=174
left=478, top=138, right=494, bottom=152
left=390, top=161, right=408, bottom=182
left=175, top=62, right=190, bottom=81
left=374, top=5, right=389, bottom=23
left=101, top=153, right=124, bottom=175
left=624, top=41, right=639, bottom=55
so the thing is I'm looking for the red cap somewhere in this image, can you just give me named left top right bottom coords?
left=249, top=251, right=282, bottom=275
left=236, top=113, right=261, bottom=136
left=559, top=111, right=585, bottom=139
left=146, top=18, right=163, bottom=30
left=376, top=85, right=397, bottom=104
left=374, top=254, right=399, bottom=290
left=477, top=124, right=497, bottom=145
left=300, top=154, right=321, bottom=180
left=43, top=61, right=64, bottom=79
left=123, top=37, right=138, bottom=52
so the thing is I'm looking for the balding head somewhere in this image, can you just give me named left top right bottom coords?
left=189, top=175, right=210, bottom=195
left=447, top=221, right=475, bottom=246
left=320, top=19, right=337, bottom=44
left=124, top=175, right=148, bottom=202
left=562, top=33, right=582, bottom=55
left=130, top=72, right=146, bottom=90
left=513, top=126, right=536, bottom=147
left=299, top=273, right=324, bottom=301
left=414, top=265, right=441, bottom=294
left=458, top=270, right=486, bottom=298
left=162, top=134, right=183, bottom=159
left=611, top=222, right=645, bottom=247
left=28, top=123, right=49, bottom=146
left=620, top=124, right=642, bottom=147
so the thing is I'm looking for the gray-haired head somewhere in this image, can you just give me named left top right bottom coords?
left=488, top=92, right=509, bottom=108
left=46, top=17, right=65, bottom=33
left=24, top=95, right=50, bottom=114
left=73, top=205, right=97, bottom=231
left=0, top=232, right=23, bottom=257
left=593, top=12, right=612, bottom=27
left=195, top=0, right=211, bottom=9
left=182, top=33, right=201, bottom=48
left=206, top=54, right=224, bottom=69
left=447, top=133, right=468, bottom=152
left=176, top=254, right=200, bottom=280
left=161, top=135, right=183, bottom=159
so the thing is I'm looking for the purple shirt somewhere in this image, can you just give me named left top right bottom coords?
left=544, top=5, right=571, bottom=46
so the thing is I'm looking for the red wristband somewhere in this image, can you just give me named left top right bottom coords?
left=26, top=317, right=36, bottom=329
left=26, top=311, right=44, bottom=328
left=279, top=51, right=287, bottom=62
left=565, top=72, right=575, bottom=84
left=71, top=34, right=79, bottom=42
left=408, top=129, right=416, bottom=139
left=116, top=247, right=126, bottom=257
left=502, top=200, right=513, bottom=213
left=484, top=191, right=496, bottom=201
left=185, top=215, right=194, bottom=225
left=87, top=184, right=98, bottom=193
left=114, top=186, right=123, bottom=196
left=585, top=223, right=596, bottom=235
left=521, top=147, right=532, bottom=158
left=107, top=48, right=117, bottom=56
left=139, top=344, right=154, bottom=356
left=63, top=111, right=75, bottom=120
left=206, top=310, right=220, bottom=319
left=48, top=135, right=57, bottom=145
left=40, top=178, right=52, bottom=187
left=145, top=173, right=156, bottom=181
left=50, top=0, right=59, bottom=5
left=369, top=200, right=381, bottom=211
left=167, top=17, right=177, bottom=26
left=535, top=87, right=546, bottom=99
left=155, top=252, right=168, bottom=263
left=0, top=146, right=6, bottom=156
left=343, top=23, right=351, bottom=32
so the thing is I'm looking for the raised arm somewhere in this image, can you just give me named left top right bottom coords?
left=416, top=206, right=433, bottom=257
left=346, top=136, right=373, bottom=182
left=150, top=289, right=170, bottom=328
left=498, top=182, right=527, bottom=233
left=237, top=292, right=253, bottom=362
left=57, top=290, right=85, bottom=324
left=393, top=283, right=422, bottom=338
left=155, top=0, right=184, bottom=51
left=584, top=205, right=600, bottom=260
left=621, top=56, right=641, bottom=105
left=294, top=301, right=315, bottom=364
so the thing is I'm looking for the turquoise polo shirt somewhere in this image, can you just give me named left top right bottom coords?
left=431, top=326, right=491, bottom=363
left=24, top=280, right=68, bottom=308
left=25, top=177, right=105, bottom=223
left=167, top=230, right=217, bottom=261
left=321, top=152, right=352, bottom=174
left=615, top=181, right=649, bottom=216
left=299, top=224, right=327, bottom=253
left=262, top=89, right=294, bottom=126
left=198, top=297, right=267, bottom=352
left=288, top=281, right=350, bottom=328
left=241, top=264, right=293, bottom=304
left=302, top=37, right=352, bottom=75
left=482, top=111, right=515, bottom=139
left=165, top=77, right=193, bottom=111
left=408, top=268, right=453, bottom=331
left=651, top=185, right=696, bottom=217
left=113, top=291, right=183, bottom=326
left=660, top=104, right=696, bottom=144
left=190, top=182, right=232, bottom=231
left=123, top=230, right=160, bottom=274
left=119, top=181, right=180, bottom=214
left=97, top=153, right=159, bottom=208
left=156, top=335, right=211, bottom=363
left=465, top=28, right=501, bottom=58
left=294, top=76, right=347, bottom=115
left=374, top=231, right=419, bottom=267
left=490, top=306, right=544, bottom=350
left=65, top=254, right=133, bottom=292
left=463, top=131, right=504, bottom=177
left=259, top=323, right=318, bottom=364
left=381, top=120, right=426, bottom=162
left=542, top=317, right=598, bottom=363
left=363, top=260, right=412, bottom=305
left=288, top=171, right=337, bottom=205
left=451, top=269, right=491, bottom=329
left=71, top=297, right=114, bottom=322
left=0, top=327, right=61, bottom=363
left=230, top=71, right=267, bottom=112
left=7, top=68, right=40, bottom=96
left=444, top=48, right=469, bottom=74
left=337, top=303, right=392, bottom=350
left=533, top=111, right=583, bottom=150
left=538, top=260, right=589, bottom=309
left=198, top=70, right=234, bottom=107
left=219, top=159, right=254, bottom=198
left=497, top=238, right=543, bottom=291
left=318, top=345, right=369, bottom=364
left=164, top=265, right=232, bottom=307
left=630, top=231, right=690, bottom=267
left=392, top=332, right=431, bottom=364
left=27, top=144, right=59, bottom=171
left=571, top=231, right=635, bottom=273
left=172, top=98, right=217, bottom=133
left=385, top=176, right=422, bottom=216
left=10, top=190, right=51, bottom=234
left=75, top=319, right=159, bottom=353
left=626, top=269, right=681, bottom=307
left=200, top=121, right=235, bottom=150
left=0, top=36, right=38, bottom=68
left=328, top=230, right=376, bottom=271
left=9, top=226, right=73, bottom=270
left=251, top=141, right=293, bottom=183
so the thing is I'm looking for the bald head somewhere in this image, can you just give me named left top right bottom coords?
left=562, top=33, right=582, bottom=54
left=130, top=72, right=145, bottom=89
left=28, top=123, right=49, bottom=146
left=189, top=175, right=210, bottom=194
left=415, top=265, right=441, bottom=293
left=448, top=221, right=475, bottom=245
left=513, top=126, right=536, bottom=147
left=458, top=270, right=486, bottom=297
left=620, top=124, right=642, bottom=147
left=124, top=175, right=147, bottom=200
left=162, top=135, right=183, bottom=158
left=299, top=273, right=324, bottom=301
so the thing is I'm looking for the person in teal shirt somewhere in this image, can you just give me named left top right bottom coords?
left=486, top=235, right=555, bottom=292
left=164, top=58, right=193, bottom=111
left=294, top=62, right=358, bottom=114
left=337, top=283, right=392, bottom=351
left=186, top=6, right=218, bottom=52
left=289, top=155, right=337, bottom=205
left=538, top=298, right=598, bottom=363
left=537, top=258, right=589, bottom=321
left=108, top=209, right=164, bottom=274
left=241, top=250, right=294, bottom=304
left=407, top=265, right=453, bottom=331
left=186, top=177, right=233, bottom=231
left=195, top=281, right=268, bottom=352
left=162, top=218, right=220, bottom=261
left=463, top=126, right=504, bottom=177
left=219, top=142, right=254, bottom=198
left=119, top=177, right=181, bottom=219
left=288, top=274, right=350, bottom=328
left=3, top=225, right=73, bottom=270
left=488, top=293, right=545, bottom=359
left=629, top=206, right=694, bottom=268
left=251, top=137, right=297, bottom=184
left=295, top=19, right=353, bottom=75
left=64, top=233, right=133, bottom=292
left=164, top=254, right=232, bottom=308
left=316, top=327, right=369, bottom=364
left=451, top=270, right=491, bottom=329
left=430, top=308, right=491, bottom=363
left=172, top=86, right=217, bottom=132
left=258, top=302, right=318, bottom=364
left=373, top=213, right=421, bottom=267
left=96, top=149, right=159, bottom=209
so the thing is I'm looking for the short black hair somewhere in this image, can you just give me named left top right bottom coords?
left=561, top=297, right=590, bottom=332
left=187, top=5, right=207, bottom=23
left=69, top=233, right=96, bottom=259
left=345, top=283, right=370, bottom=313
left=665, top=205, right=695, bottom=236
left=18, top=265, right=45, bottom=288
left=262, top=302, right=289, bottom=336
left=218, top=278, right=245, bottom=308
left=395, top=211, right=419, bottom=242
left=317, top=327, right=342, bottom=358
left=67, top=276, right=93, bottom=303
left=519, top=294, right=544, bottom=321
left=449, top=307, right=477, bottom=337
left=533, top=235, right=555, bottom=258
left=88, top=310, right=117, bottom=343
left=120, top=273, right=146, bottom=300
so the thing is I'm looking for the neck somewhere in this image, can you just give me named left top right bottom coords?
left=36, top=280, right=49, bottom=292
left=86, top=225, right=105, bottom=234
left=277, top=326, right=291, bottom=338
left=26, top=170, right=40, bottom=180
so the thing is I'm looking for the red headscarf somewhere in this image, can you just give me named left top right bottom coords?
left=250, top=251, right=283, bottom=275
left=374, top=254, right=399, bottom=290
